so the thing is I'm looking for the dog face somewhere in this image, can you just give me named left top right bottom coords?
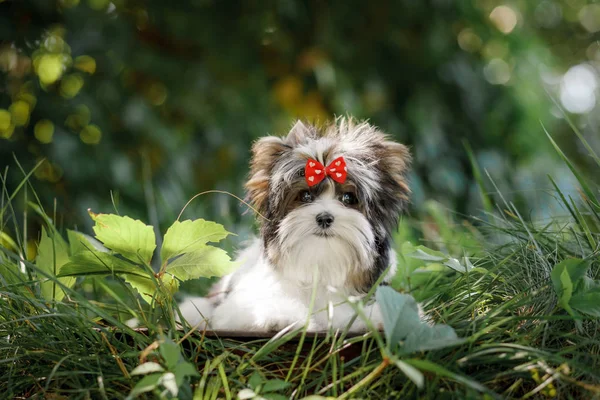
left=246, top=118, right=411, bottom=292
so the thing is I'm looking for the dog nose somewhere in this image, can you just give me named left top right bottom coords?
left=316, top=212, right=334, bottom=229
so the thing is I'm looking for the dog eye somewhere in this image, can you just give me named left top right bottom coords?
left=299, top=190, right=313, bottom=203
left=341, top=192, right=358, bottom=206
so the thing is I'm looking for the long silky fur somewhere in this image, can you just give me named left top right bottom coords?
left=246, top=117, right=411, bottom=293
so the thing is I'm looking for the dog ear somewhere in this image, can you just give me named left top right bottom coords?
left=378, top=140, right=412, bottom=203
left=286, top=120, right=312, bottom=146
left=245, top=136, right=287, bottom=215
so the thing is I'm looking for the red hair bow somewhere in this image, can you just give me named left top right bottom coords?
left=305, top=156, right=347, bottom=187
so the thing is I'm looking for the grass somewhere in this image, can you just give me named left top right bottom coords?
left=1, top=130, right=599, bottom=399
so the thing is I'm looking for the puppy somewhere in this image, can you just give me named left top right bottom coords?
left=179, top=118, right=411, bottom=332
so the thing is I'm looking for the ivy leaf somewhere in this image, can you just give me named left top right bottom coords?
left=403, top=324, right=465, bottom=354
left=376, top=286, right=422, bottom=347
left=165, top=246, right=237, bottom=282
left=89, top=210, right=156, bottom=264
left=173, top=362, right=199, bottom=388
left=36, top=227, right=75, bottom=301
left=161, top=219, right=231, bottom=262
left=159, top=338, right=182, bottom=370
left=59, top=251, right=149, bottom=277
left=129, top=373, right=162, bottom=397
left=122, top=273, right=178, bottom=305
left=570, top=287, right=600, bottom=318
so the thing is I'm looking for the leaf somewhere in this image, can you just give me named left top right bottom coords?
left=122, top=273, right=178, bottom=305
left=408, top=247, right=446, bottom=262
left=376, top=286, right=422, bottom=347
left=89, top=211, right=156, bottom=264
left=159, top=339, right=182, bottom=370
left=59, top=251, right=148, bottom=277
left=165, top=246, right=237, bottom=281
left=131, top=362, right=165, bottom=375
left=551, top=259, right=589, bottom=311
left=570, top=288, right=600, bottom=318
left=129, top=373, right=162, bottom=397
left=159, top=372, right=178, bottom=397
left=67, top=229, right=99, bottom=255
left=403, top=324, right=465, bottom=354
left=36, top=227, right=75, bottom=301
left=248, top=372, right=263, bottom=390
left=394, top=359, right=424, bottom=389
left=262, top=379, right=291, bottom=393
left=444, top=257, right=471, bottom=273
left=173, top=362, right=200, bottom=388
left=238, top=388, right=256, bottom=399
left=263, top=394, right=288, bottom=400
left=161, top=219, right=231, bottom=261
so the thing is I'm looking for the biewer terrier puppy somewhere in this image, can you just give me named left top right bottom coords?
left=179, top=118, right=411, bottom=332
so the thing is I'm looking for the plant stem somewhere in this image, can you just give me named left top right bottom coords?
left=338, top=357, right=390, bottom=400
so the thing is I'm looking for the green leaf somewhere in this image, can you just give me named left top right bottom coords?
left=122, top=273, right=178, bottom=305
left=131, top=362, right=165, bottom=376
left=551, top=259, right=589, bottom=312
left=263, top=394, right=289, bottom=400
left=248, top=372, right=263, bottom=390
left=403, top=324, right=465, bottom=354
left=408, top=247, right=446, bottom=262
left=376, top=286, right=422, bottom=346
left=36, top=227, right=75, bottom=301
left=570, top=288, right=600, bottom=318
left=262, top=379, right=291, bottom=393
left=161, top=219, right=231, bottom=261
left=129, top=373, right=162, bottom=397
left=67, top=229, right=92, bottom=256
left=394, top=359, right=424, bottom=389
left=159, top=339, right=182, bottom=370
left=59, top=251, right=149, bottom=277
left=165, top=246, right=237, bottom=281
left=173, top=361, right=200, bottom=388
left=89, top=211, right=156, bottom=264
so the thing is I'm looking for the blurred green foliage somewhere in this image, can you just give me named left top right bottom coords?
left=1, top=0, right=599, bottom=234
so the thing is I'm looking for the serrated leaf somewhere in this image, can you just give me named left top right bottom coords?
left=376, top=286, right=422, bottom=347
left=570, top=287, right=600, bottom=318
left=122, top=273, right=178, bottom=305
left=131, top=362, right=165, bottom=375
left=36, top=227, right=75, bottom=301
left=67, top=230, right=95, bottom=255
left=165, top=246, right=237, bottom=281
left=394, top=359, right=424, bottom=388
left=89, top=211, right=156, bottom=264
left=59, top=251, right=148, bottom=277
left=161, top=219, right=231, bottom=261
left=262, top=379, right=291, bottom=393
left=403, top=324, right=464, bottom=354
left=129, top=373, right=162, bottom=397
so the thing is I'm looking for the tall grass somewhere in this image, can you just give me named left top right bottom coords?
left=1, top=128, right=599, bottom=399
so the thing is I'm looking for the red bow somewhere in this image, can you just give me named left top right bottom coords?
left=305, top=156, right=347, bottom=187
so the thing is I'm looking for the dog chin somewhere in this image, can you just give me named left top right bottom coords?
left=273, top=203, right=376, bottom=289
